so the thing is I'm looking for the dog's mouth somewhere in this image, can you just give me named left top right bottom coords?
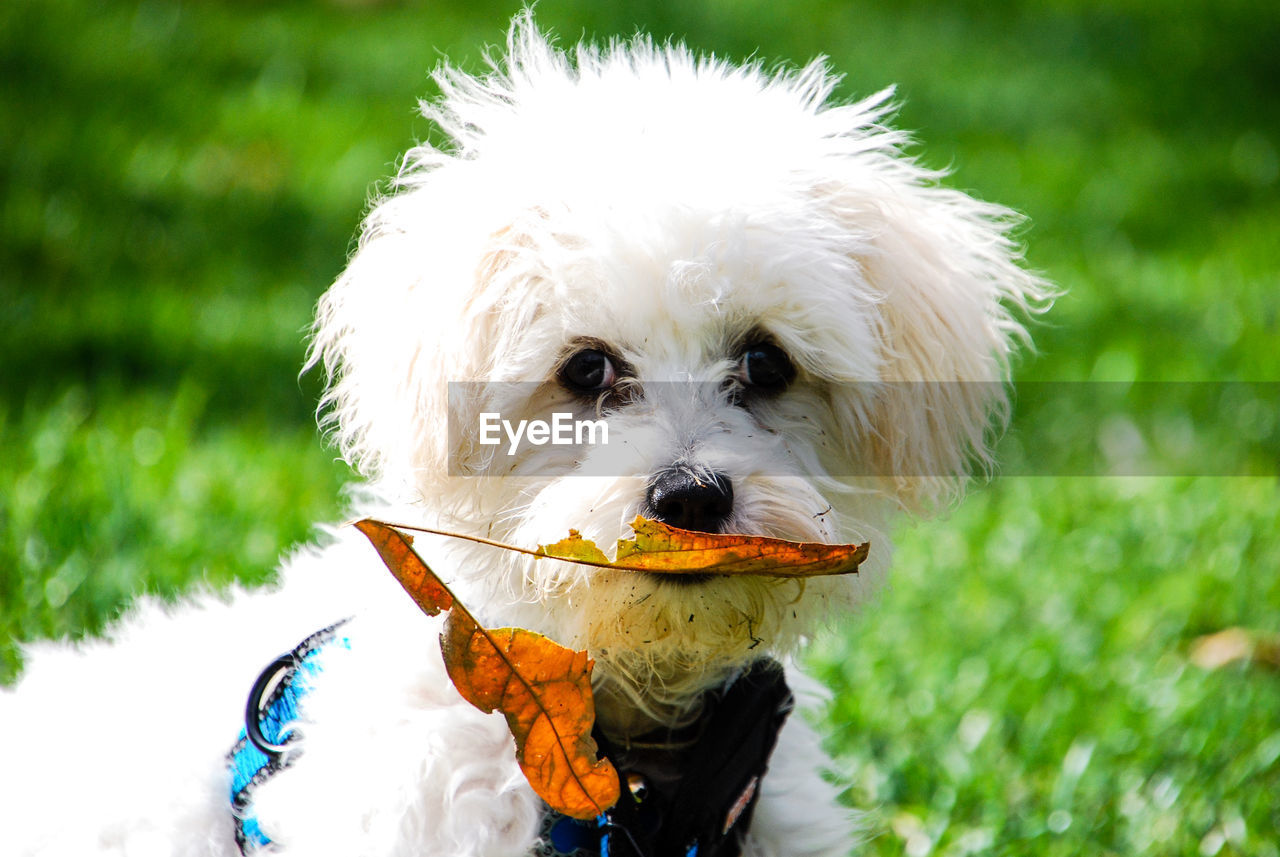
left=644, top=571, right=713, bottom=587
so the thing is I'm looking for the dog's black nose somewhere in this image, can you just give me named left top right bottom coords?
left=645, top=469, right=734, bottom=533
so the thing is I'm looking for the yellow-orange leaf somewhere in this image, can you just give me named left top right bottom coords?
left=538, top=516, right=869, bottom=577
left=352, top=518, right=620, bottom=820
left=354, top=519, right=453, bottom=615
left=441, top=611, right=620, bottom=819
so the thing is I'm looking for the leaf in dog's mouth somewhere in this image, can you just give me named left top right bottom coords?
left=361, top=515, right=869, bottom=579
left=352, top=516, right=869, bottom=820
left=538, top=515, right=869, bottom=577
left=354, top=519, right=620, bottom=820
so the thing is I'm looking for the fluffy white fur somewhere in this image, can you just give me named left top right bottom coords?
left=1, top=14, right=1050, bottom=857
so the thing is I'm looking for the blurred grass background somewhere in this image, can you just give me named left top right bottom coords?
left=1, top=0, right=1276, bottom=854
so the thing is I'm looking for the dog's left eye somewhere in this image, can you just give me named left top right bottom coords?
left=559, top=348, right=618, bottom=393
left=741, top=343, right=796, bottom=393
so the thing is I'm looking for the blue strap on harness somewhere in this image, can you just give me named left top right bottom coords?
left=227, top=620, right=351, bottom=852
left=538, top=808, right=697, bottom=857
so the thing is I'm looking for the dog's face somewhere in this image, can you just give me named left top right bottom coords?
left=434, top=198, right=890, bottom=689
left=310, top=19, right=1048, bottom=709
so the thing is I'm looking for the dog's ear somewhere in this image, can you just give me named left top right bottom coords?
left=308, top=218, right=440, bottom=496
left=307, top=178, right=549, bottom=501
left=307, top=182, right=499, bottom=498
left=816, top=94, right=1054, bottom=511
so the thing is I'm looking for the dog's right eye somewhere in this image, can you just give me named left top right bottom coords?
left=558, top=349, right=617, bottom=393
left=741, top=342, right=796, bottom=394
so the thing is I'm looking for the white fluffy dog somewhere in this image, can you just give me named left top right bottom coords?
left=1, top=15, right=1049, bottom=857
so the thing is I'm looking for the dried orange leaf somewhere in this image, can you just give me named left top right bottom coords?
left=535, top=529, right=611, bottom=565
left=442, top=611, right=620, bottom=819
left=353, top=518, right=619, bottom=819
left=354, top=519, right=453, bottom=615
left=539, top=515, right=869, bottom=577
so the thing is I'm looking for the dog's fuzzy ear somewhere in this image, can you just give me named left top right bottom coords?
left=814, top=91, right=1054, bottom=512
left=306, top=207, right=445, bottom=497
left=307, top=168, right=553, bottom=503
left=306, top=177, right=506, bottom=499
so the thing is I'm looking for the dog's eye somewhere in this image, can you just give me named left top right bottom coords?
left=559, top=348, right=617, bottom=393
left=741, top=343, right=796, bottom=393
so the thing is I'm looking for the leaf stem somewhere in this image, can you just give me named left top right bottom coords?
left=366, top=520, right=556, bottom=560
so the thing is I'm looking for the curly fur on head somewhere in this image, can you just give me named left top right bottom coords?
left=3, top=13, right=1052, bottom=857
left=309, top=12, right=1050, bottom=718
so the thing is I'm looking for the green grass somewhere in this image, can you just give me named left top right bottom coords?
left=811, top=478, right=1280, bottom=855
left=1, top=1, right=1277, bottom=854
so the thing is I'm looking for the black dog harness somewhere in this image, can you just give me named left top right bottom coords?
left=228, top=626, right=793, bottom=857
